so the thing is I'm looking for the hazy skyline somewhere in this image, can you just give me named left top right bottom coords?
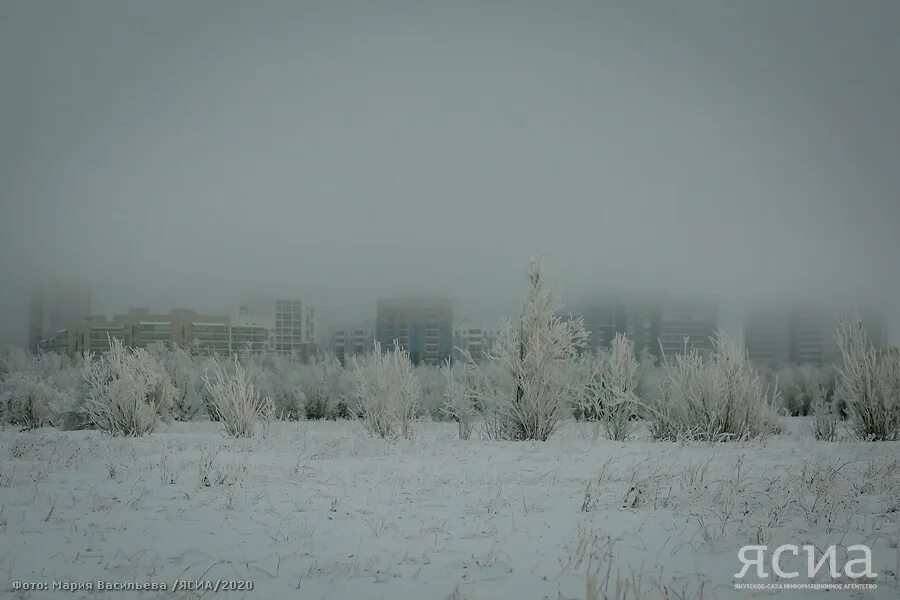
left=2, top=0, right=899, bottom=347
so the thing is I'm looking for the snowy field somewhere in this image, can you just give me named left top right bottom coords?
left=0, top=419, right=897, bottom=600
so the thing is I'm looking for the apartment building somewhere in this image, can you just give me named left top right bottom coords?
left=273, top=299, right=316, bottom=359
left=113, top=308, right=230, bottom=354
left=376, top=298, right=453, bottom=366
left=230, top=305, right=273, bottom=354
left=29, top=283, right=91, bottom=352
left=329, top=323, right=375, bottom=364
left=657, top=296, right=718, bottom=357
left=453, top=319, right=493, bottom=363
left=578, top=292, right=716, bottom=360
left=744, top=307, right=888, bottom=367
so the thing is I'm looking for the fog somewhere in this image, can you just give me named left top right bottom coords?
left=2, top=0, right=899, bottom=347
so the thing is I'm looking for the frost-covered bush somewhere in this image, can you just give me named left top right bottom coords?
left=441, top=361, right=480, bottom=439
left=647, top=333, right=779, bottom=442
left=203, top=357, right=273, bottom=437
left=835, top=319, right=900, bottom=441
left=1, top=372, right=58, bottom=429
left=771, top=364, right=836, bottom=416
left=49, top=358, right=84, bottom=415
left=249, top=354, right=306, bottom=420
left=417, top=365, right=447, bottom=420
left=634, top=349, right=664, bottom=415
left=0, top=348, right=29, bottom=378
left=811, top=389, right=839, bottom=441
left=0, top=351, right=79, bottom=429
left=461, top=258, right=587, bottom=441
left=82, top=339, right=176, bottom=436
left=302, top=353, right=352, bottom=419
left=198, top=355, right=225, bottom=422
left=147, top=345, right=207, bottom=421
left=578, top=333, right=641, bottom=441
left=350, top=341, right=422, bottom=440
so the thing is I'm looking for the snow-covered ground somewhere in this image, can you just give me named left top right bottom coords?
left=0, top=419, right=897, bottom=599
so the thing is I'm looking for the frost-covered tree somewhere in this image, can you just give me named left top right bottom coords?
left=462, top=258, right=588, bottom=441
left=578, top=333, right=641, bottom=441
left=82, top=338, right=176, bottom=436
left=203, top=356, right=273, bottom=437
left=835, top=318, right=900, bottom=441
left=350, top=341, right=422, bottom=440
left=647, top=333, right=779, bottom=442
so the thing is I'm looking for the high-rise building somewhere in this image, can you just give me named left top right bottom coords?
left=743, top=307, right=832, bottom=367
left=657, top=296, right=718, bottom=357
left=230, top=305, right=273, bottom=354
left=329, top=323, right=375, bottom=364
left=453, top=319, right=492, bottom=363
left=786, top=308, right=832, bottom=367
left=303, top=306, right=316, bottom=352
left=226, top=296, right=316, bottom=359
left=29, top=283, right=91, bottom=352
left=580, top=293, right=662, bottom=358
left=274, top=299, right=302, bottom=354
left=743, top=311, right=791, bottom=366
left=743, top=307, right=888, bottom=367
left=579, top=294, right=626, bottom=354
left=184, top=321, right=231, bottom=355
left=68, top=316, right=128, bottom=356
left=37, top=328, right=73, bottom=355
left=274, top=299, right=316, bottom=359
left=376, top=298, right=453, bottom=366
left=578, top=292, right=716, bottom=360
left=113, top=308, right=229, bottom=354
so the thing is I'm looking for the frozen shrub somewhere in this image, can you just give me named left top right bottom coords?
left=461, top=258, right=588, bottom=441
left=302, top=353, right=352, bottom=419
left=0, top=348, right=28, bottom=378
left=199, top=355, right=223, bottom=422
left=249, top=354, right=306, bottom=420
left=811, top=389, right=838, bottom=441
left=350, top=340, right=422, bottom=440
left=578, top=333, right=641, bottom=441
left=634, top=350, right=664, bottom=415
left=56, top=406, right=93, bottom=431
left=197, top=448, right=218, bottom=487
left=82, top=338, right=175, bottom=436
left=835, top=318, right=900, bottom=441
left=50, top=362, right=84, bottom=423
left=441, top=360, right=480, bottom=439
left=774, top=364, right=836, bottom=416
left=0, top=351, right=77, bottom=429
left=203, top=357, right=273, bottom=437
left=417, top=365, right=447, bottom=420
left=647, top=333, right=779, bottom=442
left=458, top=359, right=514, bottom=441
left=148, top=345, right=207, bottom=421
left=1, top=372, right=58, bottom=429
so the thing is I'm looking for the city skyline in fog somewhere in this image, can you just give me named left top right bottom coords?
left=21, top=278, right=895, bottom=345
left=3, top=0, right=900, bottom=347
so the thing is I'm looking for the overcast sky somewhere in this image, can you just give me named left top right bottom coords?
left=2, top=0, right=899, bottom=347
